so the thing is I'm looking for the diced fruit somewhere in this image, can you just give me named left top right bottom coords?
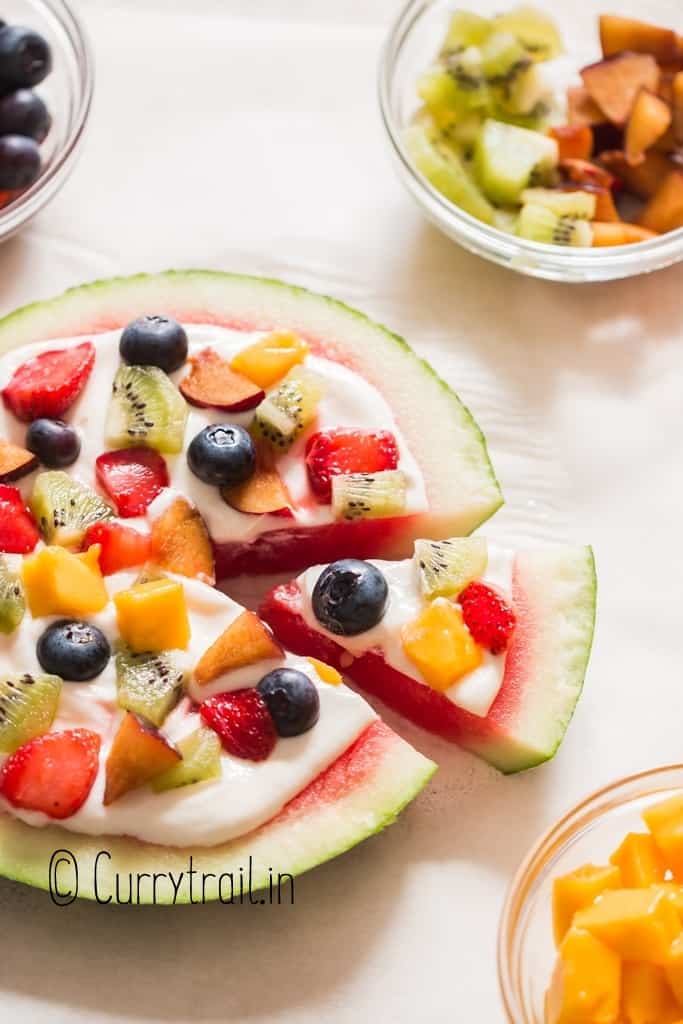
left=475, top=119, right=558, bottom=205
left=95, top=446, right=169, bottom=517
left=0, top=484, right=39, bottom=553
left=567, top=86, right=607, bottom=127
left=496, top=63, right=549, bottom=119
left=30, top=470, right=112, bottom=547
left=549, top=124, right=594, bottom=162
left=119, top=315, right=188, bottom=374
left=521, top=187, right=596, bottom=219
left=114, top=579, right=190, bottom=654
left=414, top=536, right=488, bottom=600
left=332, top=469, right=408, bottom=521
left=673, top=72, right=683, bottom=145
left=151, top=726, right=221, bottom=791
left=22, top=544, right=107, bottom=618
left=404, top=123, right=495, bottom=224
left=601, top=149, right=672, bottom=199
left=479, top=31, right=528, bottom=82
left=194, top=610, right=283, bottom=686
left=200, top=688, right=277, bottom=761
left=517, top=204, right=593, bottom=246
left=149, top=495, right=215, bottom=584
left=0, top=673, right=62, bottom=753
left=545, top=928, right=621, bottom=1024
left=0, top=88, right=50, bottom=142
left=179, top=347, right=264, bottom=411
left=83, top=521, right=151, bottom=576
left=666, top=933, right=683, bottom=1006
left=312, top=559, right=388, bottom=637
left=307, top=657, right=342, bottom=686
left=230, top=331, right=309, bottom=390
left=442, top=10, right=492, bottom=54
left=105, top=364, right=188, bottom=454
left=639, top=169, right=683, bottom=233
left=0, top=728, right=100, bottom=819
left=104, top=711, right=180, bottom=805
left=609, top=833, right=667, bottom=888
left=643, top=793, right=683, bottom=877
left=589, top=187, right=620, bottom=223
left=622, top=963, right=673, bottom=1024
left=37, top=619, right=110, bottom=682
left=187, top=423, right=256, bottom=488
left=573, top=888, right=680, bottom=965
left=305, top=429, right=400, bottom=503
left=592, top=222, right=657, bottom=246
left=625, top=89, right=672, bottom=164
left=222, top=445, right=292, bottom=516
left=599, top=15, right=679, bottom=63
left=253, top=366, right=325, bottom=452
left=1, top=340, right=94, bottom=422
left=552, top=864, right=622, bottom=947
left=0, top=556, right=25, bottom=634
left=25, top=418, right=80, bottom=469
left=0, top=439, right=36, bottom=482
left=115, top=646, right=186, bottom=727
left=0, top=135, right=40, bottom=190
left=401, top=599, right=482, bottom=692
left=581, top=54, right=660, bottom=127
left=0, top=25, right=52, bottom=88
left=257, top=667, right=320, bottom=737
left=459, top=580, right=517, bottom=655
left=441, top=48, right=490, bottom=111
left=560, top=158, right=616, bottom=190
left=492, top=6, right=562, bottom=62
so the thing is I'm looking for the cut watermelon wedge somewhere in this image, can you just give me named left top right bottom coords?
left=260, top=546, right=597, bottom=774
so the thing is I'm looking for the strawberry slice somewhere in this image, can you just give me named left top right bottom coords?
left=200, top=689, right=277, bottom=761
left=83, top=520, right=152, bottom=575
left=0, top=484, right=39, bottom=553
left=0, top=729, right=101, bottom=819
left=305, top=429, right=400, bottom=503
left=95, top=447, right=169, bottom=517
left=2, top=341, right=95, bottom=422
left=459, top=581, right=516, bottom=656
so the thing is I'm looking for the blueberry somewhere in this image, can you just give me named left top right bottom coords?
left=0, top=89, right=50, bottom=141
left=0, top=133, right=40, bottom=189
left=26, top=418, right=81, bottom=468
left=0, top=26, right=52, bottom=88
left=37, top=620, right=111, bottom=682
left=119, top=315, right=188, bottom=373
left=187, top=424, right=256, bottom=487
left=257, top=668, right=320, bottom=738
left=312, top=559, right=388, bottom=636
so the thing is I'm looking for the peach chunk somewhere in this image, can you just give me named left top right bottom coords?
left=639, top=169, right=683, bottom=233
left=592, top=222, right=658, bottom=246
left=104, top=712, right=181, bottom=805
left=194, top=610, right=283, bottom=686
left=601, top=149, right=673, bottom=199
left=625, top=90, right=672, bottom=165
left=599, top=15, right=679, bottom=63
left=550, top=124, right=594, bottom=162
left=150, top=496, right=215, bottom=586
left=581, top=54, right=661, bottom=126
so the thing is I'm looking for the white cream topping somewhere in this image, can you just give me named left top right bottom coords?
left=0, top=571, right=377, bottom=846
left=298, top=545, right=514, bottom=718
left=0, top=325, right=427, bottom=545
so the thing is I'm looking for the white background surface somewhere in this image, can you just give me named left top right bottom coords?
left=1, top=1, right=682, bottom=1021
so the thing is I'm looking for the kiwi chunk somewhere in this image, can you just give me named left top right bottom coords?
left=405, top=124, right=495, bottom=224
left=492, top=6, right=562, bottom=63
left=442, top=11, right=492, bottom=54
left=414, top=537, right=488, bottom=600
left=518, top=203, right=593, bottom=246
left=115, top=646, right=187, bottom=727
left=521, top=188, right=596, bottom=220
left=253, top=367, right=325, bottom=452
left=332, top=470, right=408, bottom=521
left=0, top=557, right=24, bottom=635
left=151, top=726, right=221, bottom=792
left=474, top=119, right=558, bottom=205
left=479, top=31, right=529, bottom=83
left=105, top=365, right=188, bottom=455
left=0, top=673, right=62, bottom=753
left=30, top=471, right=113, bottom=547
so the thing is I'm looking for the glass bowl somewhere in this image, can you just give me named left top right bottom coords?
left=0, top=0, right=93, bottom=242
left=379, top=0, right=683, bottom=282
left=497, top=764, right=683, bottom=1023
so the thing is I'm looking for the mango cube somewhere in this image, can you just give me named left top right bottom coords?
left=230, top=331, right=309, bottom=390
left=574, top=888, right=681, bottom=965
left=644, top=795, right=683, bottom=879
left=114, top=579, right=190, bottom=653
left=545, top=927, right=621, bottom=1024
left=552, top=864, right=622, bottom=947
left=622, top=962, right=673, bottom=1024
left=610, top=833, right=667, bottom=888
left=22, top=545, right=108, bottom=617
left=401, top=598, right=482, bottom=692
left=665, top=932, right=683, bottom=1006
left=307, top=657, right=342, bottom=686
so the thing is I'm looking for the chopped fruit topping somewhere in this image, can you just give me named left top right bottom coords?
left=312, top=559, right=388, bottom=637
left=572, top=888, right=680, bottom=965
left=83, top=521, right=151, bottom=576
left=609, top=832, right=667, bottom=889
left=567, top=85, right=606, bottom=127
left=105, top=364, right=188, bottom=455
left=115, top=646, right=185, bottom=727
left=22, top=545, right=108, bottom=618
left=114, top=578, right=190, bottom=653
left=194, top=610, right=283, bottom=687
left=459, top=581, right=516, bottom=655
left=307, top=657, right=342, bottom=686
left=545, top=927, right=621, bottom=1024
left=222, top=444, right=292, bottom=516
left=0, top=484, right=39, bottom=553
left=187, top=423, right=256, bottom=488
left=600, top=149, right=672, bottom=199
left=0, top=673, right=62, bottom=753
left=0, top=556, right=24, bottom=634
left=119, top=315, right=188, bottom=374
left=0, top=439, right=37, bottom=482
left=673, top=72, right=683, bottom=146
left=332, top=469, right=408, bottom=521
left=415, top=537, right=488, bottom=600
left=581, top=53, right=660, bottom=127
left=549, top=124, right=594, bottom=162
left=518, top=203, right=594, bottom=247
left=491, top=7, right=562, bottom=62
left=179, top=347, right=264, bottom=411
left=401, top=599, right=483, bottom=692
left=0, top=728, right=101, bottom=819
left=643, top=793, right=683, bottom=877
left=37, top=619, right=110, bottom=682
left=559, top=157, right=616, bottom=191
left=552, top=864, right=622, bottom=948
left=104, top=712, right=181, bottom=805
left=253, top=366, right=325, bottom=452
left=25, top=418, right=80, bottom=469
left=149, top=495, right=215, bottom=585
left=305, top=429, right=400, bottom=503
left=231, top=331, right=309, bottom=390
left=475, top=120, right=558, bottom=206
left=200, top=688, right=277, bottom=762
left=30, top=470, right=112, bottom=548
left=1, top=340, right=94, bottom=422
left=599, top=15, right=679, bottom=63
left=639, top=168, right=683, bottom=233
left=625, top=89, right=672, bottom=164
left=591, top=222, right=657, bottom=246
left=622, top=962, right=673, bottom=1024
left=257, top=667, right=320, bottom=737
left=95, top=447, right=169, bottom=517
left=521, top=187, right=596, bottom=220
left=588, top=186, right=620, bottom=223
left=151, top=726, right=221, bottom=791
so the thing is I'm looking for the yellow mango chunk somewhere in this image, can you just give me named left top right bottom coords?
left=307, top=658, right=342, bottom=686
left=22, top=545, right=108, bottom=617
left=401, top=598, right=482, bottom=692
left=545, top=927, right=621, bottom=1024
left=665, top=932, right=683, bottom=1006
left=114, top=579, right=190, bottom=653
left=611, top=834, right=668, bottom=889
left=553, top=864, right=623, bottom=947
left=644, top=796, right=683, bottom=879
left=653, top=883, right=683, bottom=917
left=231, top=331, right=309, bottom=390
left=622, top=963, right=672, bottom=1024
left=574, top=889, right=681, bottom=965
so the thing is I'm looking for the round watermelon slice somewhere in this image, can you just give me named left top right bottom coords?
left=260, top=546, right=597, bottom=774
left=0, top=271, right=502, bottom=577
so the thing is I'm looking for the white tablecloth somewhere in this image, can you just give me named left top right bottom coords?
left=1, top=2, right=682, bottom=1021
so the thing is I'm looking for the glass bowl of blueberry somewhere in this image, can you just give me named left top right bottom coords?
left=0, top=0, right=92, bottom=242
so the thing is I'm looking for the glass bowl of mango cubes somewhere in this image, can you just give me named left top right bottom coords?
left=379, top=0, right=683, bottom=281
left=498, top=764, right=683, bottom=1023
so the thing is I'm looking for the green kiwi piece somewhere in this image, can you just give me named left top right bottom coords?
left=479, top=31, right=529, bottom=83
left=492, top=6, right=562, bottom=63
left=517, top=203, right=593, bottom=246
left=414, top=537, right=488, bottom=600
left=405, top=124, right=495, bottom=224
left=105, top=365, right=188, bottom=455
left=0, top=557, right=25, bottom=635
left=332, top=470, right=408, bottom=521
left=253, top=367, right=325, bottom=452
left=30, top=471, right=113, bottom=547
left=151, top=726, right=221, bottom=792
left=0, top=673, right=62, bottom=753
left=115, top=646, right=187, bottom=727
left=521, top=188, right=596, bottom=220
left=474, top=119, right=558, bottom=205
left=441, top=11, right=492, bottom=54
